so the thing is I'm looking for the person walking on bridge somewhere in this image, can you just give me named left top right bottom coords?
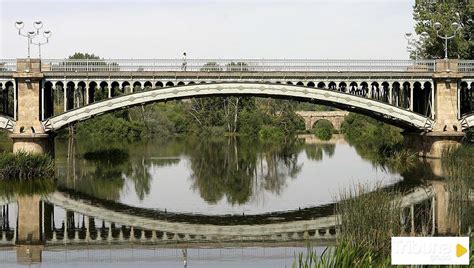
left=181, top=52, right=187, bottom=71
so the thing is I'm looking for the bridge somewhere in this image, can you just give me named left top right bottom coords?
left=295, top=111, right=349, bottom=130
left=0, top=58, right=473, bottom=157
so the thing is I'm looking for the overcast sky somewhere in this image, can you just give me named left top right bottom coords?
left=0, top=0, right=416, bottom=59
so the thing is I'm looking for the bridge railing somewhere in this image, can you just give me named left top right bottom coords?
left=459, top=60, right=474, bottom=73
left=0, top=59, right=16, bottom=72
left=35, top=59, right=436, bottom=73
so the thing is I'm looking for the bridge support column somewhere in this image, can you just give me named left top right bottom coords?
left=10, top=59, right=52, bottom=154
left=404, top=60, right=465, bottom=158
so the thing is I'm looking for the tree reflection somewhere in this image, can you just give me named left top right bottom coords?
left=187, top=137, right=304, bottom=204
left=57, top=137, right=314, bottom=204
left=304, top=144, right=336, bottom=161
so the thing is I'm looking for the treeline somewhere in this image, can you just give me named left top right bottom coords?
left=75, top=97, right=308, bottom=142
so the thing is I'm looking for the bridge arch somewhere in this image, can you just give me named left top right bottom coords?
left=41, top=82, right=434, bottom=132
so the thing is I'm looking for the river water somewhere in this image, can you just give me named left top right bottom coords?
left=0, top=134, right=440, bottom=267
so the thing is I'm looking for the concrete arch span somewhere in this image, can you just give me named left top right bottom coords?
left=42, top=82, right=434, bottom=132
left=0, top=114, right=15, bottom=132
left=460, top=113, right=474, bottom=131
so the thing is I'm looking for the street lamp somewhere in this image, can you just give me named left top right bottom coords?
left=31, top=30, right=52, bottom=59
left=433, top=21, right=462, bottom=60
left=15, top=20, right=51, bottom=58
left=404, top=31, right=429, bottom=61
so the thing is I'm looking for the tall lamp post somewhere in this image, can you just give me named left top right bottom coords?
left=433, top=21, right=462, bottom=60
left=14, top=21, right=51, bottom=59
left=31, top=31, right=52, bottom=59
left=404, top=32, right=429, bottom=61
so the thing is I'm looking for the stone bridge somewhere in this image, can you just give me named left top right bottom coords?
left=0, top=58, right=473, bottom=157
left=296, top=111, right=349, bottom=130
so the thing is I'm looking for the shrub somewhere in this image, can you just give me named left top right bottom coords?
left=313, top=120, right=334, bottom=140
left=258, top=125, right=285, bottom=142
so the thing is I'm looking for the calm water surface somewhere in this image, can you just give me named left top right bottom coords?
left=55, top=135, right=408, bottom=215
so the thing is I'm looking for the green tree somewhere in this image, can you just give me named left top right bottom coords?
left=413, top=0, right=473, bottom=59
left=313, top=119, right=335, bottom=140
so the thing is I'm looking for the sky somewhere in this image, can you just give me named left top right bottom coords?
left=0, top=0, right=416, bottom=59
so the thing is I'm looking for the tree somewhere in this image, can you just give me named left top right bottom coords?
left=413, top=0, right=473, bottom=59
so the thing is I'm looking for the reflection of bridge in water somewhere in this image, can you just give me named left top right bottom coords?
left=1, top=182, right=460, bottom=264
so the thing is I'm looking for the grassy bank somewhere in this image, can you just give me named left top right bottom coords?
left=0, top=151, right=55, bottom=180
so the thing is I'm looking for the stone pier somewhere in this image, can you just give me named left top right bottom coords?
left=404, top=60, right=465, bottom=158
left=10, top=59, right=51, bottom=154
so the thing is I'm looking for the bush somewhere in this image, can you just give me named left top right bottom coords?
left=0, top=151, right=55, bottom=180
left=258, top=125, right=285, bottom=142
left=313, top=120, right=334, bottom=140
left=76, top=113, right=144, bottom=140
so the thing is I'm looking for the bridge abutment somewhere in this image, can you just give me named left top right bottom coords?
left=10, top=59, right=51, bottom=153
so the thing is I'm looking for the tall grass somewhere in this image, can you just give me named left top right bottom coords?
left=293, top=242, right=392, bottom=268
left=442, top=145, right=474, bottom=235
left=336, top=183, right=403, bottom=256
left=293, top=183, right=404, bottom=267
left=0, top=151, right=55, bottom=180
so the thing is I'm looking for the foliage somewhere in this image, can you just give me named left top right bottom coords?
left=313, top=120, right=334, bottom=140
left=258, top=125, right=285, bottom=142
left=341, top=113, right=403, bottom=151
left=293, top=242, right=391, bottom=268
left=341, top=113, right=419, bottom=173
left=76, top=112, right=144, bottom=140
left=0, top=151, right=55, bottom=180
left=336, top=183, right=403, bottom=255
left=293, top=103, right=335, bottom=111
left=412, top=0, right=473, bottom=59
left=68, top=52, right=101, bottom=60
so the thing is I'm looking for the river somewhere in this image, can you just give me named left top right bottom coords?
left=0, top=134, right=452, bottom=267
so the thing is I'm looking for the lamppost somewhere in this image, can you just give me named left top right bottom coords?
left=433, top=21, right=462, bottom=60
left=31, top=31, right=52, bottom=59
left=14, top=21, right=51, bottom=58
left=404, top=32, right=429, bottom=61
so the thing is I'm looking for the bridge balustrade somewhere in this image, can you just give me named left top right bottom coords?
left=0, top=59, right=440, bottom=73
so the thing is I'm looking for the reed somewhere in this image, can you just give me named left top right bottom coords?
left=442, top=145, right=474, bottom=235
left=0, top=151, right=55, bottom=180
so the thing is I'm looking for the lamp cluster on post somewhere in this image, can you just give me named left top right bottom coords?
left=433, top=20, right=462, bottom=60
left=14, top=21, right=52, bottom=59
